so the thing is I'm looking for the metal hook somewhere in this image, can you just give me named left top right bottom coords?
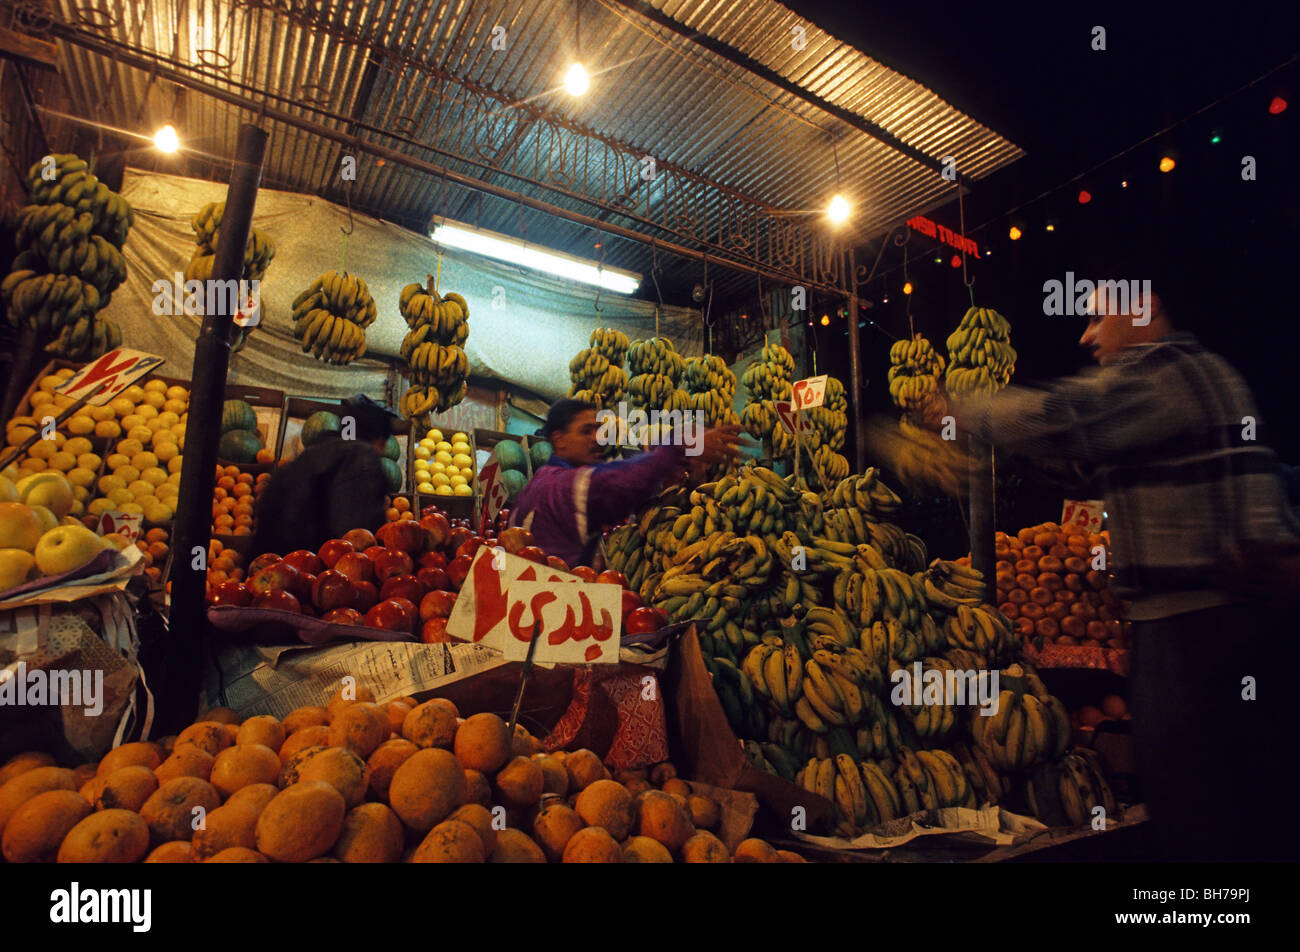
left=593, top=239, right=604, bottom=314
left=341, top=177, right=354, bottom=236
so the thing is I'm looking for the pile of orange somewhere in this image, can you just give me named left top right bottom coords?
left=994, top=522, right=1129, bottom=649
left=133, top=527, right=171, bottom=585
left=205, top=538, right=245, bottom=588
left=210, top=464, right=269, bottom=537
left=384, top=495, right=417, bottom=523
left=0, top=688, right=803, bottom=863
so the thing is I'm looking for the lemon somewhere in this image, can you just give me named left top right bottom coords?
left=116, top=438, right=145, bottom=458
left=142, top=392, right=165, bottom=409
left=90, top=405, right=115, bottom=421
left=156, top=411, right=180, bottom=427
left=136, top=403, right=159, bottom=419
left=155, top=482, right=178, bottom=498
left=434, top=484, right=453, bottom=495
left=460, top=467, right=474, bottom=480
left=116, top=465, right=141, bottom=485
left=426, top=428, right=444, bottom=442
left=431, top=473, right=450, bottom=487
left=126, top=479, right=155, bottom=497
left=29, top=391, right=53, bottom=408
left=28, top=440, right=56, bottom=461
left=165, top=471, right=181, bottom=485
left=73, top=485, right=89, bottom=502
left=76, top=453, right=101, bottom=472
left=414, top=459, right=430, bottom=472
left=451, top=440, right=470, bottom=453
left=144, top=379, right=167, bottom=393
left=108, top=488, right=133, bottom=506
left=19, top=457, right=46, bottom=472
left=451, top=453, right=472, bottom=469
left=67, top=467, right=96, bottom=488
left=98, top=474, right=126, bottom=494
left=63, top=437, right=92, bottom=457
left=144, top=503, right=171, bottom=525
left=153, top=441, right=179, bottom=463
left=163, top=399, right=187, bottom=415
left=104, top=454, right=128, bottom=471
left=38, top=374, right=62, bottom=393
left=433, top=450, right=452, bottom=466
left=131, top=452, right=159, bottom=471
left=141, top=467, right=168, bottom=487
left=435, top=441, right=452, bottom=453
left=67, top=416, right=95, bottom=436
left=449, top=474, right=468, bottom=488
left=118, top=502, right=145, bottom=515
left=430, top=461, right=446, bottom=475
left=122, top=384, right=146, bottom=402
left=170, top=423, right=187, bottom=439
left=414, top=445, right=432, bottom=460
left=452, top=483, right=473, bottom=496
left=417, top=481, right=435, bottom=494
left=87, top=497, right=112, bottom=516
left=6, top=425, right=36, bottom=446
left=127, top=425, right=154, bottom=445
left=108, top=397, right=135, bottom=417
left=452, top=432, right=468, bottom=442
left=167, top=455, right=184, bottom=474
left=94, top=420, right=121, bottom=439
left=121, top=414, right=146, bottom=432
left=48, top=451, right=77, bottom=472
left=165, top=386, right=188, bottom=402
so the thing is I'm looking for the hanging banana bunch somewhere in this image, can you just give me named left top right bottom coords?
left=945, top=307, right=1016, bottom=398
left=183, top=201, right=276, bottom=353
left=625, top=337, right=685, bottom=415
left=590, top=326, right=630, bottom=366
left=568, top=345, right=627, bottom=409
left=291, top=270, right=374, bottom=366
left=0, top=153, right=132, bottom=361
left=397, top=277, right=470, bottom=422
left=682, top=355, right=740, bottom=427
left=889, top=334, right=948, bottom=426
left=740, top=340, right=797, bottom=462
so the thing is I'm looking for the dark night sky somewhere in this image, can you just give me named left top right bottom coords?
left=783, top=1, right=1299, bottom=549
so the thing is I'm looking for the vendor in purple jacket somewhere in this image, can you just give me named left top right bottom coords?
left=511, top=398, right=743, bottom=569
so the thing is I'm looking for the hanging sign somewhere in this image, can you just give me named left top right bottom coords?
left=791, top=374, right=828, bottom=411
left=476, top=456, right=508, bottom=529
left=1061, top=499, right=1105, bottom=533
left=774, top=400, right=813, bottom=435
left=55, top=349, right=165, bottom=406
left=906, top=214, right=980, bottom=258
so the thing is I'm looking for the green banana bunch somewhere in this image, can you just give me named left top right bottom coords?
left=627, top=337, right=684, bottom=381
left=290, top=272, right=375, bottom=366
left=2, top=271, right=99, bottom=335
left=189, top=202, right=274, bottom=280
left=1024, top=748, right=1116, bottom=827
left=590, top=326, right=630, bottom=366
left=888, top=335, right=949, bottom=426
left=26, top=154, right=133, bottom=246
left=45, top=315, right=120, bottom=360
left=627, top=372, right=674, bottom=410
left=945, top=306, right=1016, bottom=397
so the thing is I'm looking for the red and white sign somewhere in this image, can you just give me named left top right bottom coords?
left=233, top=285, right=261, bottom=328
left=55, top=349, right=165, bottom=406
left=791, top=374, right=828, bottom=411
left=774, top=400, right=813, bottom=436
left=96, top=510, right=143, bottom=543
left=476, top=457, right=508, bottom=530
left=1061, top=499, right=1105, bottom=533
left=446, top=547, right=622, bottom=664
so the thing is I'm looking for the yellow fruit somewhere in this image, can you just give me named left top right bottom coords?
left=88, top=405, right=114, bottom=422
left=15, top=472, right=75, bottom=517
left=451, top=440, right=470, bottom=453
left=0, top=504, right=43, bottom=552
left=27, top=441, right=55, bottom=461
left=131, top=452, right=159, bottom=471
left=452, top=484, right=473, bottom=496
left=414, top=446, right=432, bottom=460
left=116, top=465, right=141, bottom=485
left=63, top=437, right=92, bottom=457
left=136, top=403, right=159, bottom=419
left=429, top=461, right=446, bottom=475
left=128, top=425, right=154, bottom=445
left=435, top=442, right=452, bottom=454
left=67, top=468, right=96, bottom=489
left=451, top=453, right=472, bottom=469
left=153, top=441, right=179, bottom=463
left=118, top=502, right=144, bottom=516
left=141, top=467, right=168, bottom=487
left=417, top=482, right=435, bottom=494
left=97, top=474, right=126, bottom=494
left=163, top=399, right=187, bottom=415
left=72, top=486, right=88, bottom=502
left=87, top=498, right=113, bottom=516
left=449, top=475, right=467, bottom=488
left=108, top=488, right=133, bottom=507
left=28, top=391, right=53, bottom=409
left=47, top=452, right=76, bottom=472
left=6, top=426, right=36, bottom=447
left=34, top=524, right=106, bottom=575
left=37, top=375, right=62, bottom=393
left=165, top=386, right=188, bottom=402
left=108, top=397, right=135, bottom=417
left=431, top=473, right=450, bottom=488
left=105, top=453, right=129, bottom=471
left=434, top=485, right=453, bottom=496
left=414, top=459, right=430, bottom=472
left=452, top=432, right=467, bottom=442
left=93, top=420, right=120, bottom=439
left=432, top=451, right=451, bottom=466
left=76, top=452, right=101, bottom=471
left=66, top=416, right=95, bottom=436
left=144, top=504, right=171, bottom=525
left=121, top=414, right=146, bottom=432
left=157, top=411, right=180, bottom=427
left=141, top=393, right=165, bottom=410
left=168, top=456, right=184, bottom=474
left=127, top=480, right=155, bottom=498
left=143, top=379, right=165, bottom=393
left=0, top=476, right=15, bottom=503
left=426, top=428, right=443, bottom=442
left=18, top=458, right=46, bottom=473
left=51, top=394, right=75, bottom=410
left=0, top=548, right=36, bottom=589
left=116, top=439, right=144, bottom=458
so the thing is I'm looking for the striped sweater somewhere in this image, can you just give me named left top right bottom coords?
left=958, top=333, right=1300, bottom=619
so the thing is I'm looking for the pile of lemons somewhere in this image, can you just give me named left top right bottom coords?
left=412, top=427, right=474, bottom=497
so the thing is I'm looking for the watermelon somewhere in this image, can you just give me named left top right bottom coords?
left=218, top=429, right=261, bottom=463
left=382, top=435, right=401, bottom=461
left=301, top=411, right=341, bottom=447
left=495, top=439, right=527, bottom=473
left=502, top=468, right=527, bottom=501
left=221, top=399, right=257, bottom=433
left=379, top=457, right=403, bottom=493
left=529, top=440, right=552, bottom=471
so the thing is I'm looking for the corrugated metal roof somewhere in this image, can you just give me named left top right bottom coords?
left=46, top=0, right=1022, bottom=303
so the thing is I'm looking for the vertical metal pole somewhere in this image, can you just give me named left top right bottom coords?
left=846, top=248, right=864, bottom=472
left=0, top=328, right=40, bottom=424
left=967, top=437, right=995, bottom=602
left=160, top=124, right=268, bottom=732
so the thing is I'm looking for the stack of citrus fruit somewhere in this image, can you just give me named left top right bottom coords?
left=211, top=464, right=270, bottom=537
left=412, top=428, right=474, bottom=497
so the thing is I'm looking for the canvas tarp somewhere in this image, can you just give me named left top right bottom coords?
left=102, top=169, right=702, bottom=401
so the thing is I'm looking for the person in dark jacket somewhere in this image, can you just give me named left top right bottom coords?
left=250, top=397, right=395, bottom=556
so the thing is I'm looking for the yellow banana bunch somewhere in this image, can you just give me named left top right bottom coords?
left=290, top=271, right=374, bottom=366
left=399, top=281, right=470, bottom=346
left=945, top=306, right=1016, bottom=397
left=188, top=202, right=275, bottom=280
left=590, top=326, right=630, bottom=366
left=627, top=337, right=684, bottom=381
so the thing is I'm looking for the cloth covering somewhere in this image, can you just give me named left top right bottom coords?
left=102, top=169, right=702, bottom=400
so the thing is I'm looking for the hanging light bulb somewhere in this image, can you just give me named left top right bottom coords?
left=827, top=193, right=851, bottom=225
left=564, top=62, right=590, bottom=96
left=1159, top=156, right=1176, bottom=173
left=1268, top=96, right=1287, bottom=115
left=903, top=281, right=913, bottom=295
left=1008, top=226, right=1022, bottom=241
left=153, top=124, right=180, bottom=153
left=820, top=314, right=830, bottom=326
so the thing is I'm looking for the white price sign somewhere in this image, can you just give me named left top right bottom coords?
left=55, top=349, right=165, bottom=406
left=774, top=400, right=813, bottom=436
left=1061, top=499, right=1105, bottom=533
left=96, top=510, right=143, bottom=542
left=791, top=374, right=828, bottom=410
left=476, top=457, right=508, bottom=529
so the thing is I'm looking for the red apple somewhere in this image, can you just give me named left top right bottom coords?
left=455, top=535, right=486, bottom=561
left=207, top=580, right=251, bottom=607
left=420, top=617, right=455, bottom=643
left=446, top=555, right=473, bottom=590
left=318, top=538, right=354, bottom=569
left=446, top=527, right=472, bottom=555
left=380, top=574, right=425, bottom=605
left=247, top=552, right=282, bottom=575
left=343, top=528, right=376, bottom=551
left=254, top=589, right=301, bottom=613
left=350, top=580, right=379, bottom=611
left=625, top=606, right=667, bottom=634
left=621, top=589, right=642, bottom=618
left=596, top=569, right=627, bottom=587
left=516, top=545, right=546, bottom=564
left=416, top=567, right=452, bottom=592
left=571, top=565, right=598, bottom=583
left=546, top=555, right=570, bottom=573
left=288, top=571, right=317, bottom=604
left=280, top=549, right=323, bottom=575
left=419, top=511, right=452, bottom=551
left=313, top=570, right=358, bottom=611
left=322, top=607, right=364, bottom=626
left=377, top=520, right=425, bottom=554
left=497, top=527, right=533, bottom=554
left=333, top=551, right=375, bottom=584
left=363, top=545, right=387, bottom=562
left=419, top=589, right=458, bottom=621
left=418, top=550, right=448, bottom=570
left=373, top=549, right=415, bottom=582
left=365, top=597, right=417, bottom=633
left=248, top=561, right=299, bottom=597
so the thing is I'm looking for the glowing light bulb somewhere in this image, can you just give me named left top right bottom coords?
left=1159, top=156, right=1175, bottom=173
left=820, top=314, right=830, bottom=326
left=827, top=194, right=851, bottom=225
left=903, top=282, right=913, bottom=295
left=1008, top=226, right=1022, bottom=241
left=564, top=63, right=590, bottom=96
left=154, top=124, right=179, bottom=153
left=1078, top=189, right=1092, bottom=204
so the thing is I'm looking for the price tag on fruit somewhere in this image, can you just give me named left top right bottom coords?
left=56, top=349, right=165, bottom=406
left=476, top=457, right=508, bottom=530
left=1060, top=499, right=1104, bottom=533
left=233, top=284, right=261, bottom=328
left=790, top=374, right=828, bottom=410
left=446, top=547, right=622, bottom=664
left=96, top=510, right=143, bottom=543
left=774, top=400, right=813, bottom=436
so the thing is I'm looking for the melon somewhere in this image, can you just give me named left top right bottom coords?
left=494, top=439, right=527, bottom=473
left=529, top=440, right=552, bottom=471
left=502, top=469, right=526, bottom=502
left=218, top=429, right=261, bottom=463
left=221, top=399, right=257, bottom=433
left=381, top=435, right=401, bottom=461
left=302, top=411, right=341, bottom=447
left=379, top=457, right=403, bottom=493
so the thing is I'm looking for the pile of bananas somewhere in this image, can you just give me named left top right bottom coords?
left=970, top=664, right=1071, bottom=772
left=740, top=341, right=800, bottom=460
left=1024, top=748, right=1116, bottom=827
left=804, top=405, right=847, bottom=453
left=922, top=558, right=990, bottom=615
left=623, top=337, right=684, bottom=416
left=827, top=468, right=901, bottom=519
left=590, top=326, right=630, bottom=366
left=567, top=349, right=626, bottom=409
left=1, top=154, right=133, bottom=359
left=398, top=281, right=470, bottom=417
left=291, top=270, right=375, bottom=366
left=945, top=306, right=1016, bottom=398
left=810, top=443, right=850, bottom=487
left=184, top=202, right=275, bottom=284
left=740, top=356, right=794, bottom=402
left=682, top=355, right=740, bottom=427
left=888, top=334, right=948, bottom=425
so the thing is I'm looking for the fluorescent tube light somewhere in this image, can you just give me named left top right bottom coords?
left=431, top=221, right=641, bottom=295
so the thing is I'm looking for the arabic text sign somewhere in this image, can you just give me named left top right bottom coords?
left=55, top=350, right=164, bottom=406
left=476, top=458, right=507, bottom=528
left=1061, top=499, right=1105, bottom=534
left=774, top=400, right=812, bottom=436
left=791, top=374, right=828, bottom=411
left=96, top=510, right=143, bottom=543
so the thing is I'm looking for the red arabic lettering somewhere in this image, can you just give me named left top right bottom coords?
left=546, top=591, right=615, bottom=646
left=508, top=590, right=558, bottom=642
left=470, top=550, right=509, bottom=642
left=517, top=566, right=537, bottom=581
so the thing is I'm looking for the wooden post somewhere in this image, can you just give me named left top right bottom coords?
left=967, top=437, right=995, bottom=601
